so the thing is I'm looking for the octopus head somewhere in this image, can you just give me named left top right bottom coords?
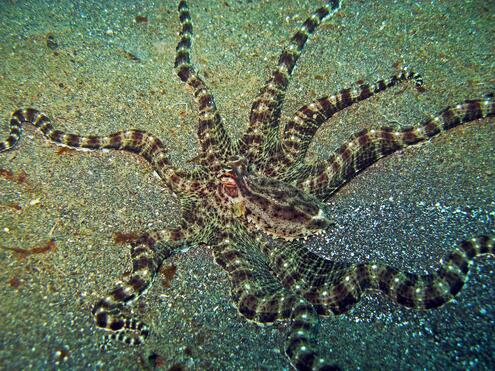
left=219, top=157, right=331, bottom=240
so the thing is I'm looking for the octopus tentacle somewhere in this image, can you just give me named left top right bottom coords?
left=261, top=239, right=352, bottom=315
left=239, top=0, right=342, bottom=169
left=325, top=236, right=493, bottom=315
left=174, top=0, right=234, bottom=167
left=263, top=233, right=493, bottom=370
left=293, top=95, right=494, bottom=199
left=92, top=225, right=196, bottom=348
left=264, top=68, right=423, bottom=177
left=354, top=235, right=495, bottom=311
left=212, top=225, right=338, bottom=370
left=0, top=108, right=205, bottom=196
left=265, top=236, right=494, bottom=317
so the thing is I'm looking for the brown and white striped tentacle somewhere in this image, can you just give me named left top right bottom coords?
left=261, top=238, right=350, bottom=315
left=0, top=108, right=201, bottom=196
left=240, top=0, right=342, bottom=168
left=264, top=68, right=423, bottom=177
left=92, top=224, right=198, bottom=348
left=266, top=234, right=493, bottom=319
left=314, top=235, right=493, bottom=315
left=356, top=235, right=494, bottom=311
left=92, top=233, right=167, bottom=348
left=174, top=0, right=234, bottom=168
left=296, top=94, right=494, bottom=199
left=212, top=225, right=338, bottom=370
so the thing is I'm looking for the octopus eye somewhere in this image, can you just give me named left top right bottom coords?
left=221, top=176, right=239, bottom=198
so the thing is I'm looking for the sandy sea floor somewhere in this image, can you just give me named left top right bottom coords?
left=0, top=0, right=494, bottom=369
